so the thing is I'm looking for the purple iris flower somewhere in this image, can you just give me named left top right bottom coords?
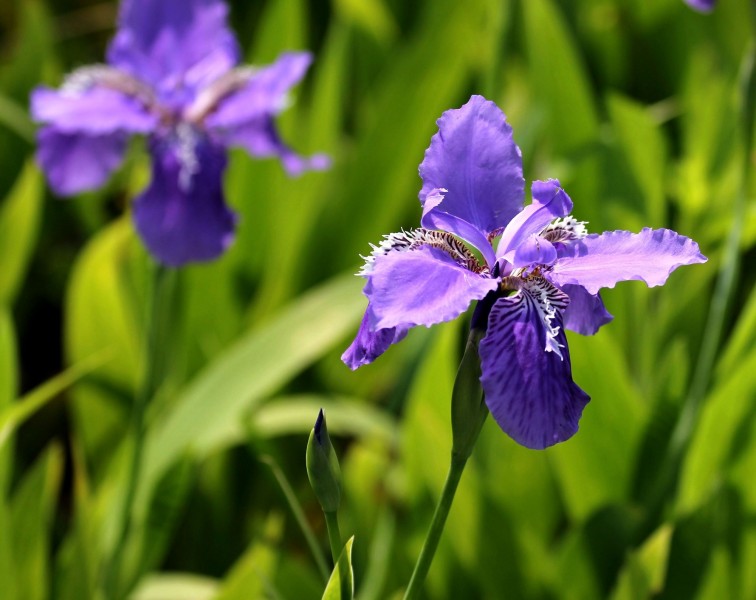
left=30, top=0, right=327, bottom=267
left=342, top=95, right=707, bottom=450
left=685, top=0, right=716, bottom=12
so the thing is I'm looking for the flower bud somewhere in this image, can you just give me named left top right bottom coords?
left=306, top=409, right=341, bottom=512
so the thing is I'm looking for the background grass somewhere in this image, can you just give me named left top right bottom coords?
left=0, top=0, right=754, bottom=598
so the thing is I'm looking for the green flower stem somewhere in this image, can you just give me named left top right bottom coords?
left=404, top=453, right=468, bottom=600
left=324, top=510, right=343, bottom=566
left=105, top=263, right=170, bottom=599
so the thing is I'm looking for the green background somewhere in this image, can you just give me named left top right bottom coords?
left=0, top=0, right=754, bottom=598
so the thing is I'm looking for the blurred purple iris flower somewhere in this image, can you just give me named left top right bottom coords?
left=685, top=0, right=716, bottom=12
left=342, top=95, right=706, bottom=450
left=31, top=0, right=327, bottom=267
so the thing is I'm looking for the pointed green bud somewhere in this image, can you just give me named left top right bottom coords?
left=451, top=328, right=489, bottom=461
left=306, top=409, right=341, bottom=512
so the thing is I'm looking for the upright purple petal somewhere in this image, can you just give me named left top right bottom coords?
left=479, top=294, right=590, bottom=449
left=133, top=133, right=236, bottom=266
left=36, top=128, right=129, bottom=196
left=365, top=245, right=499, bottom=330
left=549, top=228, right=707, bottom=295
left=108, top=0, right=239, bottom=96
left=342, top=310, right=409, bottom=370
left=420, top=189, right=497, bottom=268
left=685, top=0, right=715, bottom=12
left=560, top=284, right=613, bottom=336
left=31, top=86, right=156, bottom=134
left=496, top=179, right=572, bottom=262
left=418, top=95, right=524, bottom=235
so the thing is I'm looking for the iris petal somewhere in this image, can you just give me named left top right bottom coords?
left=480, top=287, right=589, bottom=449
left=342, top=310, right=409, bottom=370
left=132, top=134, right=237, bottom=267
left=420, top=189, right=497, bottom=268
left=418, top=95, right=524, bottom=235
left=560, top=284, right=613, bottom=336
left=36, top=128, right=129, bottom=196
left=550, top=228, right=707, bottom=295
left=31, top=86, right=156, bottom=135
left=108, top=0, right=239, bottom=95
left=497, top=179, right=572, bottom=262
left=365, top=245, right=499, bottom=330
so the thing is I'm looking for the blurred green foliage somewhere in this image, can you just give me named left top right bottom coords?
left=0, top=0, right=754, bottom=598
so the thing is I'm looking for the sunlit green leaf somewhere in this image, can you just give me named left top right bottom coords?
left=322, top=536, right=354, bottom=600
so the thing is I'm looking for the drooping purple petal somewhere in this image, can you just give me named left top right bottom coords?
left=202, top=52, right=328, bottom=176
left=108, top=0, right=239, bottom=97
left=560, top=284, right=613, bottom=336
left=418, top=95, right=524, bottom=235
left=36, top=128, right=129, bottom=195
left=365, top=245, right=499, bottom=330
left=497, top=179, right=572, bottom=262
left=342, top=310, right=409, bottom=370
left=31, top=86, right=156, bottom=134
left=203, top=53, right=313, bottom=127
left=685, top=0, right=715, bottom=12
left=212, top=116, right=329, bottom=176
left=420, top=189, right=497, bottom=268
left=132, top=133, right=236, bottom=267
left=479, top=292, right=590, bottom=449
left=549, top=228, right=707, bottom=296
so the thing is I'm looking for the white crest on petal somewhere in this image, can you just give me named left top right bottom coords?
left=515, top=275, right=570, bottom=359
left=541, top=216, right=588, bottom=244
left=62, top=65, right=157, bottom=109
left=359, top=228, right=486, bottom=276
left=175, top=122, right=201, bottom=192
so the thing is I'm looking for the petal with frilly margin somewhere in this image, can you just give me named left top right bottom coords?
left=36, top=127, right=129, bottom=196
left=342, top=310, right=409, bottom=370
left=479, top=292, right=590, bottom=449
left=132, top=135, right=237, bottom=267
left=31, top=86, right=156, bottom=135
left=365, top=245, right=499, bottom=330
left=549, top=228, right=707, bottom=296
left=560, top=284, right=613, bottom=336
left=418, top=95, right=524, bottom=235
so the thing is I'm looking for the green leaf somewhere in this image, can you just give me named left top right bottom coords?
left=9, top=444, right=64, bottom=600
left=522, top=0, right=599, bottom=153
left=0, top=160, right=43, bottom=304
left=134, top=273, right=364, bottom=516
left=213, top=513, right=284, bottom=600
left=248, top=395, right=397, bottom=446
left=0, top=308, right=17, bottom=493
left=0, top=350, right=110, bottom=452
left=64, top=219, right=143, bottom=469
left=676, top=348, right=756, bottom=514
left=610, top=525, right=673, bottom=600
left=332, top=0, right=398, bottom=44
left=131, top=573, right=218, bottom=600
left=607, top=93, right=668, bottom=227
left=0, top=94, right=35, bottom=143
left=322, top=537, right=354, bottom=600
